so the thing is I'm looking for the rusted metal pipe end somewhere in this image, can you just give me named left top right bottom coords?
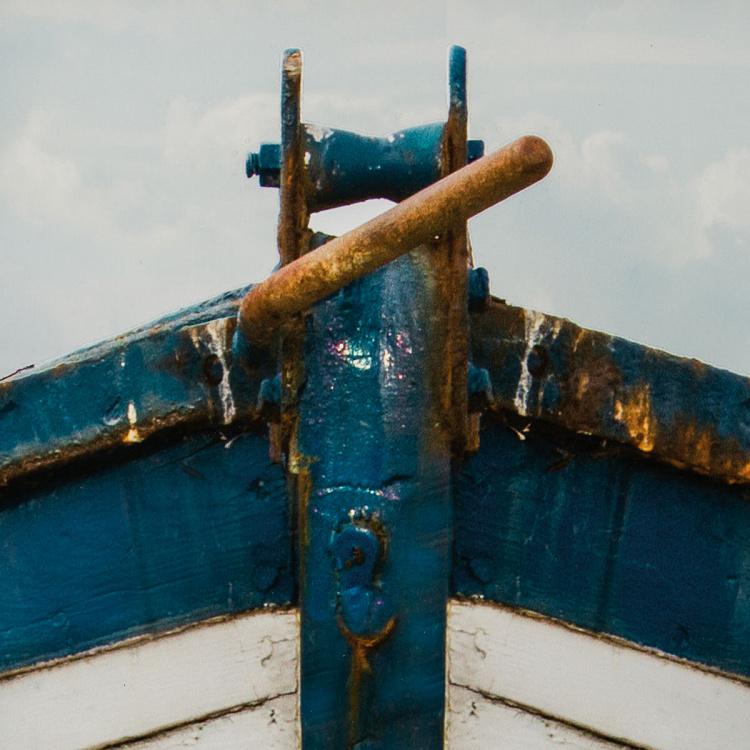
left=239, top=135, right=553, bottom=346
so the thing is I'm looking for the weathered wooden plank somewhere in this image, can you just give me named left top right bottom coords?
left=448, top=601, right=750, bottom=750
left=111, top=694, right=298, bottom=749
left=471, top=300, right=750, bottom=484
left=453, top=419, right=750, bottom=677
left=0, top=286, right=271, bottom=488
left=447, top=685, right=632, bottom=749
left=0, top=609, right=297, bottom=750
left=0, top=429, right=292, bottom=672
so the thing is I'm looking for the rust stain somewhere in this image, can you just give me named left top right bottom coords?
left=123, top=401, right=144, bottom=444
left=475, top=300, right=750, bottom=485
left=614, top=386, right=656, bottom=453
left=338, top=615, right=397, bottom=748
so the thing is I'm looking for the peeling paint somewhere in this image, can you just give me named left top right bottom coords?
left=514, top=310, right=547, bottom=417
left=473, top=299, right=750, bottom=485
left=306, top=124, right=332, bottom=142
left=190, top=319, right=236, bottom=425
left=123, top=401, right=143, bottom=444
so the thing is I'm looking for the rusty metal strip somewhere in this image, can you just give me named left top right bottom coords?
left=471, top=299, right=750, bottom=484
left=438, top=44, right=470, bottom=454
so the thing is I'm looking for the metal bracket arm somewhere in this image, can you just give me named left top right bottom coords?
left=238, top=135, right=552, bottom=345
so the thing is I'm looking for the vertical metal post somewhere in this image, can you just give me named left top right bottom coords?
left=287, top=48, right=470, bottom=748
left=295, top=247, right=453, bottom=748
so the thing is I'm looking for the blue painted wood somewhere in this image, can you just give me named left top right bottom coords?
left=297, top=255, right=452, bottom=749
left=0, top=429, right=292, bottom=672
left=453, top=418, right=750, bottom=678
left=471, top=300, right=750, bottom=484
left=0, top=286, right=264, bottom=488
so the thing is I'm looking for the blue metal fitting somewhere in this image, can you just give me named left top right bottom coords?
left=467, top=139, right=484, bottom=163
left=468, top=266, right=490, bottom=311
left=330, top=523, right=393, bottom=638
left=245, top=143, right=281, bottom=186
left=468, top=363, right=493, bottom=413
left=257, top=373, right=282, bottom=422
left=246, top=127, right=485, bottom=212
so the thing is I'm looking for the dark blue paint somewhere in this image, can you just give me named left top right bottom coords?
left=0, top=286, right=269, bottom=487
left=472, top=301, right=750, bottom=483
left=298, top=255, right=452, bottom=749
left=0, top=429, right=292, bottom=671
left=454, top=419, right=750, bottom=677
left=248, top=125, right=483, bottom=212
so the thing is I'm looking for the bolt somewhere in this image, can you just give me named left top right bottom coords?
left=257, top=373, right=282, bottom=423
left=245, top=143, right=281, bottom=187
left=468, top=267, right=490, bottom=312
left=344, top=545, right=366, bottom=569
left=245, top=152, right=260, bottom=178
left=467, top=139, right=485, bottom=164
left=468, top=363, right=493, bottom=413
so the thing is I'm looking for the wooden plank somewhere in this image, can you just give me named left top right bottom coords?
left=0, top=285, right=272, bottom=488
left=471, top=299, right=750, bottom=484
left=0, top=610, right=298, bottom=750
left=111, top=695, right=297, bottom=749
left=448, top=601, right=750, bottom=750
left=453, top=419, right=750, bottom=678
left=0, top=430, right=293, bottom=672
left=447, top=686, right=631, bottom=749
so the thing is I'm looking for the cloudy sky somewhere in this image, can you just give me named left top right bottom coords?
left=1, top=1, right=749, bottom=377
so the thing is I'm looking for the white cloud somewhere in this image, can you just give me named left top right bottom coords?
left=697, top=147, right=750, bottom=231
left=449, top=3, right=750, bottom=67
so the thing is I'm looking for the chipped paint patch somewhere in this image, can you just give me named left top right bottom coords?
left=189, top=319, right=236, bottom=425
left=513, top=310, right=548, bottom=417
left=614, top=387, right=656, bottom=453
left=123, top=401, right=143, bottom=444
left=306, top=124, right=332, bottom=142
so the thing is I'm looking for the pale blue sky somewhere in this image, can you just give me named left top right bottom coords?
left=1, top=1, right=749, bottom=375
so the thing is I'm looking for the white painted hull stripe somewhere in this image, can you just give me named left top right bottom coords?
left=4, top=602, right=748, bottom=749
left=0, top=609, right=298, bottom=750
left=448, top=600, right=750, bottom=750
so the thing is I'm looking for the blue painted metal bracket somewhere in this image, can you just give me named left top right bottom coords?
left=247, top=115, right=483, bottom=213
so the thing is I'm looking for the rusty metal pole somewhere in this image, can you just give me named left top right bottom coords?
left=238, top=135, right=552, bottom=344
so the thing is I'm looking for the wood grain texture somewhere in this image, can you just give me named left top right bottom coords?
left=448, top=600, right=750, bottom=750
left=111, top=694, right=298, bottom=749
left=0, top=430, right=293, bottom=672
left=0, top=286, right=272, bottom=488
left=0, top=610, right=298, bottom=750
left=447, top=686, right=631, bottom=749
left=453, top=419, right=750, bottom=678
left=471, top=300, right=750, bottom=484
